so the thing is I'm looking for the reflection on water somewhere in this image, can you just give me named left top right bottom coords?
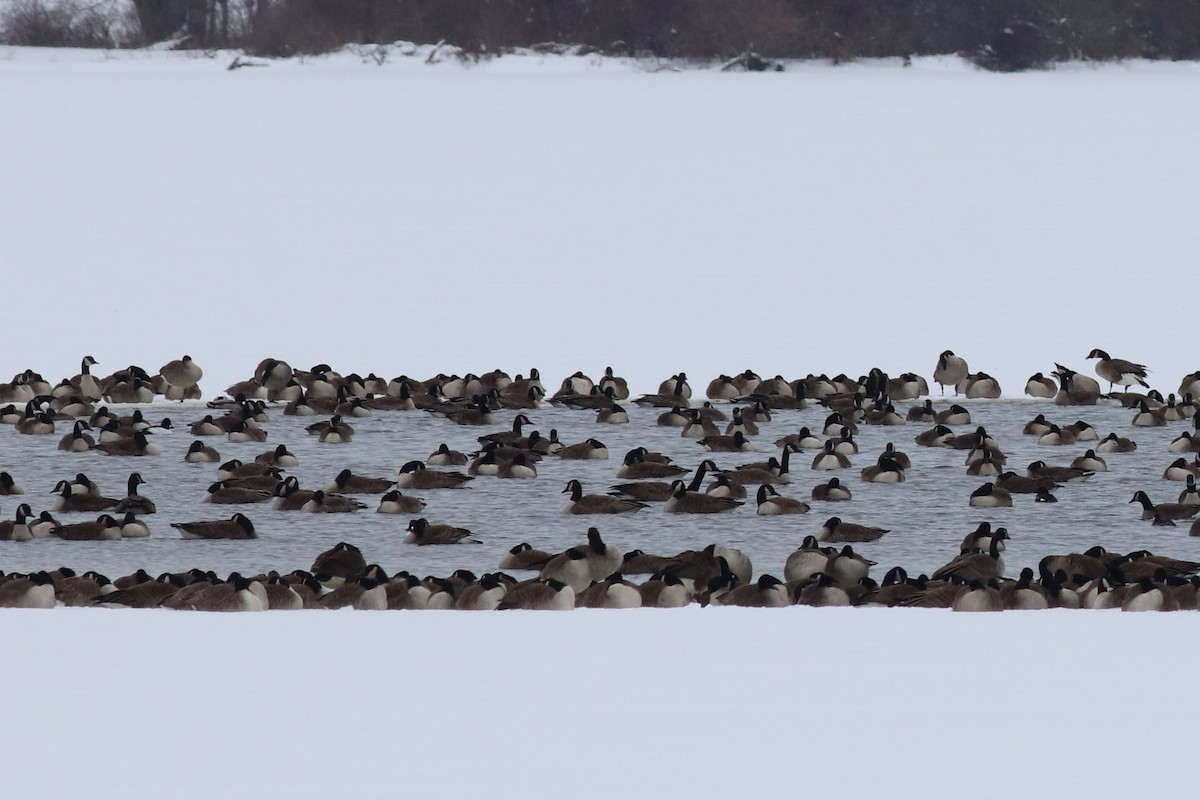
left=1, top=395, right=1197, bottom=581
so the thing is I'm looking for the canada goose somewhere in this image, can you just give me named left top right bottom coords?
left=0, top=471, right=25, bottom=495
left=1027, top=460, right=1093, bottom=483
left=114, top=472, right=156, bottom=514
left=307, top=541, right=367, bottom=583
left=1163, top=458, right=1200, bottom=481
left=664, top=480, right=741, bottom=514
left=811, top=440, right=851, bottom=471
left=915, top=424, right=954, bottom=447
left=969, top=482, right=1013, bottom=508
left=932, top=404, right=971, bottom=426
left=860, top=456, right=906, bottom=484
left=782, top=536, right=836, bottom=583
left=816, top=517, right=888, bottom=543
left=722, top=407, right=759, bottom=437
left=159, top=354, right=203, bottom=390
left=496, top=578, right=575, bottom=610
left=569, top=529, right=625, bottom=578
left=1169, top=432, right=1200, bottom=454
left=596, top=366, right=629, bottom=401
left=700, top=434, right=753, bottom=453
left=811, top=477, right=852, bottom=502
left=933, top=536, right=1005, bottom=582
left=68, top=472, right=100, bottom=496
left=1096, top=432, right=1137, bottom=453
left=705, top=473, right=747, bottom=500
left=1177, top=476, right=1200, bottom=505
left=1065, top=420, right=1098, bottom=441
left=563, top=479, right=647, bottom=514
left=0, top=504, right=34, bottom=541
left=28, top=510, right=56, bottom=539
left=0, top=571, right=57, bottom=608
left=16, top=409, right=55, bottom=435
left=52, top=514, right=123, bottom=541
left=576, top=573, right=642, bottom=609
left=1049, top=363, right=1101, bottom=405
left=477, top=414, right=534, bottom=446
left=967, top=450, right=1002, bottom=477
left=755, top=484, right=810, bottom=515
left=301, top=490, right=367, bottom=513
left=1120, top=575, right=1180, bottom=612
left=203, top=480, right=272, bottom=504
left=189, top=415, right=225, bottom=436
left=596, top=403, right=629, bottom=424
left=396, top=460, right=474, bottom=489
left=499, top=542, right=554, bottom=571
left=52, top=480, right=119, bottom=513
left=557, top=438, right=609, bottom=460
left=959, top=372, right=1002, bottom=399
left=366, top=487, right=425, bottom=515
left=1022, top=414, right=1053, bottom=436
left=933, top=350, right=969, bottom=395
left=405, top=517, right=480, bottom=544
left=794, top=572, right=852, bottom=607
left=118, top=512, right=150, bottom=538
left=959, top=522, right=1008, bottom=554
left=1131, top=400, right=1166, bottom=427
left=995, top=471, right=1059, bottom=494
left=169, top=574, right=268, bottom=612
left=270, top=476, right=315, bottom=510
left=951, top=580, right=1004, bottom=612
left=615, top=448, right=688, bottom=480
left=1071, top=450, right=1108, bottom=472
left=497, top=453, right=538, bottom=479
left=57, top=420, right=95, bottom=451
left=171, top=513, right=257, bottom=539
left=715, top=574, right=789, bottom=608
left=681, top=409, right=720, bottom=439
left=427, top=443, right=468, bottom=466
left=1024, top=372, right=1057, bottom=398
left=185, top=439, right=221, bottom=463
left=323, top=469, right=394, bottom=494
left=636, top=573, right=691, bottom=608
left=1037, top=425, right=1076, bottom=446
left=1130, top=491, right=1200, bottom=522
left=537, top=548, right=593, bottom=592
left=96, top=431, right=160, bottom=456
left=1087, top=348, right=1149, bottom=392
left=252, top=444, right=298, bottom=467
left=906, top=399, right=937, bottom=423
left=774, top=426, right=823, bottom=450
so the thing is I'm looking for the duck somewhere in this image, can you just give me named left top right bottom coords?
left=396, top=460, right=474, bottom=489
left=1024, top=372, right=1057, bottom=398
left=755, top=484, right=810, bottom=515
left=323, top=469, right=394, bottom=494
left=563, top=479, right=647, bottom=514
left=1130, top=490, right=1200, bottom=522
left=933, top=350, right=969, bottom=395
left=811, top=477, right=852, bottom=502
left=171, top=513, right=257, bottom=539
left=52, top=480, right=120, bottom=513
left=969, top=482, right=1013, bottom=508
left=404, top=517, right=480, bottom=545
left=664, top=480, right=742, bottom=513
left=816, top=517, right=887, bottom=543
left=1087, top=348, right=1149, bottom=392
left=114, top=472, right=156, bottom=514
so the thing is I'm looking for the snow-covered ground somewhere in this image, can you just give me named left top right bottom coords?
left=3, top=45, right=1200, bottom=795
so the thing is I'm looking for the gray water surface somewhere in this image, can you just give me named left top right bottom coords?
left=2, top=395, right=1196, bottom=581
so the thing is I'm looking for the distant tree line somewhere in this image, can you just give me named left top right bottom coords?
left=4, top=0, right=1199, bottom=70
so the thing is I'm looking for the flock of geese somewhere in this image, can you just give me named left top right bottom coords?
left=3, top=350, right=1200, bottom=612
